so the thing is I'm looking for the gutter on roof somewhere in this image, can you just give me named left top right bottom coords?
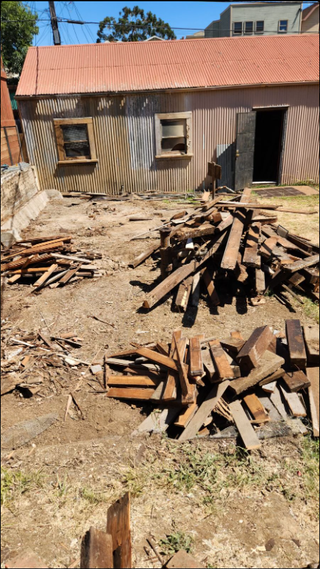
left=15, top=80, right=319, bottom=100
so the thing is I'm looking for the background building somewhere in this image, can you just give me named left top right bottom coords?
left=15, top=35, right=319, bottom=194
left=205, top=2, right=303, bottom=38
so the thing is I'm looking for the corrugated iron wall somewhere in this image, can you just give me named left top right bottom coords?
left=18, top=83, right=319, bottom=194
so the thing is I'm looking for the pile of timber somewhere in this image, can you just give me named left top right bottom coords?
left=104, top=320, right=319, bottom=449
left=130, top=188, right=319, bottom=313
left=1, top=235, right=103, bottom=290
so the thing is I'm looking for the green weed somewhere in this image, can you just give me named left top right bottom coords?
left=1, top=467, right=44, bottom=506
left=159, top=530, right=193, bottom=555
left=80, top=487, right=107, bottom=505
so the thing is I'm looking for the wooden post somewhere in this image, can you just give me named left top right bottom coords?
left=160, top=227, right=171, bottom=280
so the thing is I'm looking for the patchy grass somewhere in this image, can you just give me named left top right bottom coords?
left=159, top=530, right=194, bottom=555
left=301, top=436, right=319, bottom=504
left=301, top=297, right=319, bottom=323
left=1, top=467, right=44, bottom=506
left=80, top=486, right=107, bottom=505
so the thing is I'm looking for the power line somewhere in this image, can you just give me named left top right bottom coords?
left=1, top=17, right=318, bottom=33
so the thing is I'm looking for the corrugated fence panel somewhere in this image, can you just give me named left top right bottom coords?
left=19, top=83, right=319, bottom=194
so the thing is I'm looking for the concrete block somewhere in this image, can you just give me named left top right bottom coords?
left=45, top=189, right=64, bottom=202
left=1, top=228, right=22, bottom=248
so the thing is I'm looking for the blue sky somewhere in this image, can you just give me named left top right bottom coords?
left=25, top=1, right=314, bottom=46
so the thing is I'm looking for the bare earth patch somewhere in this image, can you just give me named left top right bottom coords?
left=1, top=195, right=319, bottom=568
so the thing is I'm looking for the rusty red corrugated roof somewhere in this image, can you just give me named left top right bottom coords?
left=16, top=34, right=319, bottom=97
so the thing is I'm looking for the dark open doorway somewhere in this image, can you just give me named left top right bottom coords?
left=253, top=108, right=286, bottom=184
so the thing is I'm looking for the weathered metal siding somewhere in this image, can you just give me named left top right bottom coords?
left=19, top=83, right=319, bottom=194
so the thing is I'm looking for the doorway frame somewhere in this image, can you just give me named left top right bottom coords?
left=251, top=105, right=288, bottom=185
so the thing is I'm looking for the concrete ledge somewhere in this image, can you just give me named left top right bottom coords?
left=1, top=189, right=64, bottom=246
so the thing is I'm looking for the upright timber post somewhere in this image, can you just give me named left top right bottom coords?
left=49, top=1, right=61, bottom=45
left=160, top=227, right=171, bottom=279
left=207, top=162, right=222, bottom=199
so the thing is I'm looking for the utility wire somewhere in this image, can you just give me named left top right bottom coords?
left=1, top=18, right=318, bottom=33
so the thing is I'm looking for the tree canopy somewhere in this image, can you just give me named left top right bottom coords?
left=1, top=1, right=39, bottom=75
left=97, top=6, right=176, bottom=43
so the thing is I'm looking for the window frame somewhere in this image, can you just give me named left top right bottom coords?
left=255, top=20, right=264, bottom=34
left=278, top=20, right=288, bottom=33
left=233, top=21, right=243, bottom=35
left=244, top=21, right=253, bottom=34
left=155, top=112, right=193, bottom=159
left=53, top=117, right=98, bottom=165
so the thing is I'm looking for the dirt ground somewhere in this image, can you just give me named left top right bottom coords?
left=1, top=194, right=319, bottom=569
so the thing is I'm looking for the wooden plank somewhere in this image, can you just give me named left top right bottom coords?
left=269, top=385, right=288, bottom=420
left=258, top=393, right=283, bottom=421
left=179, top=381, right=230, bottom=441
left=32, top=263, right=58, bottom=289
left=259, top=237, right=278, bottom=258
left=220, top=210, right=247, bottom=270
left=303, top=325, right=319, bottom=365
left=162, top=330, right=181, bottom=401
left=229, top=400, right=261, bottom=450
left=189, top=336, right=204, bottom=377
left=285, top=319, right=307, bottom=368
left=228, top=351, right=285, bottom=397
left=279, top=383, right=307, bottom=417
left=107, top=376, right=160, bottom=387
left=80, top=527, right=113, bottom=569
left=243, top=394, right=270, bottom=423
left=106, top=388, right=155, bottom=400
left=142, top=230, right=229, bottom=309
left=219, top=337, right=246, bottom=357
left=307, top=367, right=319, bottom=437
left=202, top=267, right=220, bottom=306
left=129, top=244, right=159, bottom=268
left=150, top=381, right=166, bottom=401
left=190, top=272, right=201, bottom=307
left=175, top=276, right=193, bottom=312
left=261, top=380, right=277, bottom=393
left=174, top=401, right=198, bottom=428
left=135, top=347, right=178, bottom=372
left=236, top=325, right=274, bottom=372
left=282, top=370, right=310, bottom=392
left=132, top=407, right=181, bottom=435
left=243, top=222, right=261, bottom=268
left=174, top=223, right=219, bottom=241
left=57, top=263, right=81, bottom=285
left=175, top=337, right=195, bottom=404
left=155, top=342, right=169, bottom=356
left=209, top=339, right=234, bottom=380
left=284, top=254, right=319, bottom=273
left=1, top=374, right=19, bottom=396
left=106, top=492, right=131, bottom=569
left=255, top=267, right=266, bottom=294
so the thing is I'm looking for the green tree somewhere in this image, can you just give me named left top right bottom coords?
left=97, top=5, right=176, bottom=43
left=1, top=1, right=39, bottom=75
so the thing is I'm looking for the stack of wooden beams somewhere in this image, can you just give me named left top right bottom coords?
left=130, top=189, right=319, bottom=313
left=104, top=320, right=319, bottom=449
left=1, top=235, right=103, bottom=290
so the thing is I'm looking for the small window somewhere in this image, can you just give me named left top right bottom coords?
left=245, top=21, right=253, bottom=34
left=278, top=20, right=288, bottom=33
left=233, top=22, right=242, bottom=35
left=255, top=20, right=264, bottom=33
left=155, top=112, right=192, bottom=158
left=53, top=118, right=97, bottom=164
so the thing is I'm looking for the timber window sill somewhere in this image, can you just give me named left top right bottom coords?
left=57, top=159, right=98, bottom=165
left=155, top=154, right=193, bottom=160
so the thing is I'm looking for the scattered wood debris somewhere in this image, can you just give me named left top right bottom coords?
left=130, top=188, right=319, bottom=316
left=104, top=320, right=318, bottom=449
left=1, top=235, right=104, bottom=290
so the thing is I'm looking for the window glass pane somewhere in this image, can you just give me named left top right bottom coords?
left=233, top=22, right=242, bottom=34
left=61, top=124, right=88, bottom=142
left=279, top=20, right=288, bottom=31
left=161, top=119, right=185, bottom=138
left=245, top=21, right=253, bottom=33
left=256, top=21, right=264, bottom=32
left=64, top=141, right=90, bottom=158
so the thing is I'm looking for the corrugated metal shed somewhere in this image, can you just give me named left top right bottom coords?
left=16, top=35, right=319, bottom=97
